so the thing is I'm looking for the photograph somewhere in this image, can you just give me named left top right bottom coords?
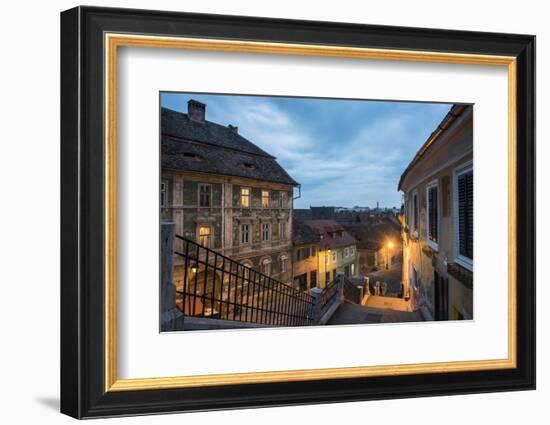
left=159, top=93, right=474, bottom=331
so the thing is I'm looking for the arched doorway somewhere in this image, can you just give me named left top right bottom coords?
left=179, top=268, right=222, bottom=317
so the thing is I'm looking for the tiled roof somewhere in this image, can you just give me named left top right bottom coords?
left=292, top=220, right=321, bottom=246
left=161, top=108, right=298, bottom=186
left=343, top=219, right=401, bottom=251
left=303, top=220, right=357, bottom=250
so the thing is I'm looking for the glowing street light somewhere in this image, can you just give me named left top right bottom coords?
left=385, top=240, right=394, bottom=270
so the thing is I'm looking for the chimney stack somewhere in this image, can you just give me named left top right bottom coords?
left=228, top=124, right=238, bottom=133
left=187, top=99, right=206, bottom=123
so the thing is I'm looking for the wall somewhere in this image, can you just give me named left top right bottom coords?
left=0, top=1, right=546, bottom=425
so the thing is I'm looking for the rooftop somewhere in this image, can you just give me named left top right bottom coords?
left=343, top=218, right=401, bottom=251
left=303, top=219, right=357, bottom=250
left=292, top=220, right=322, bottom=246
left=161, top=106, right=298, bottom=186
left=397, top=104, right=471, bottom=191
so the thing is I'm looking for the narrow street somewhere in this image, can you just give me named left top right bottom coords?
left=328, top=249, right=426, bottom=325
left=364, top=248, right=403, bottom=296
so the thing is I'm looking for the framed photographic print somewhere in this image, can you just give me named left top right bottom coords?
left=60, top=6, right=535, bottom=419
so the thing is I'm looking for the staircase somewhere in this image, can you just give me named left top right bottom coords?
left=173, top=235, right=316, bottom=328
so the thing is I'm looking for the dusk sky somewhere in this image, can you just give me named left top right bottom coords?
left=161, top=93, right=452, bottom=209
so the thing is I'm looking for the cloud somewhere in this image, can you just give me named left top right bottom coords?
left=161, top=93, right=451, bottom=208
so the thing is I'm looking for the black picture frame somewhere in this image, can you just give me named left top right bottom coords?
left=60, top=5, right=535, bottom=419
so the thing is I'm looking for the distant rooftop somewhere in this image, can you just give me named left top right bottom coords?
left=304, top=219, right=357, bottom=250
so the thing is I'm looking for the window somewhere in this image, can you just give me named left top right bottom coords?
left=412, top=191, right=419, bottom=231
left=240, top=187, right=250, bottom=208
left=261, top=223, right=270, bottom=241
left=349, top=247, right=355, bottom=257
left=160, top=182, right=167, bottom=207
left=332, top=252, right=337, bottom=262
left=310, top=270, right=317, bottom=288
left=426, top=181, right=439, bottom=247
left=311, top=246, right=316, bottom=257
left=279, top=222, right=287, bottom=240
left=241, top=262, right=253, bottom=280
left=280, top=255, right=288, bottom=273
left=261, top=258, right=271, bottom=276
left=344, top=247, right=349, bottom=258
left=198, top=226, right=211, bottom=247
left=261, top=190, right=270, bottom=208
left=241, top=223, right=250, bottom=244
left=455, top=165, right=473, bottom=266
left=198, top=184, right=211, bottom=207
left=279, top=192, right=287, bottom=208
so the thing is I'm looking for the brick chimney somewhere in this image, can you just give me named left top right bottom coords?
left=187, top=99, right=206, bottom=123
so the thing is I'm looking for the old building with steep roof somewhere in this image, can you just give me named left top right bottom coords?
left=161, top=100, right=298, bottom=288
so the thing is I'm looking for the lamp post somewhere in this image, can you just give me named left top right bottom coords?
left=386, top=241, right=394, bottom=270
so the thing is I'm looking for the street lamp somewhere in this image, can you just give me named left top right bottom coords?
left=386, top=241, right=394, bottom=270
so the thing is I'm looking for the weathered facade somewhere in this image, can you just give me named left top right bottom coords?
left=399, top=104, right=473, bottom=320
left=161, top=100, right=298, bottom=287
left=303, top=220, right=358, bottom=288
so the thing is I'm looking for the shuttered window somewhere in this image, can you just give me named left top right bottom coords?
left=457, top=170, right=473, bottom=259
left=427, top=183, right=439, bottom=245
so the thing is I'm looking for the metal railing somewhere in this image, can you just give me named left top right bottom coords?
left=174, top=235, right=314, bottom=327
left=343, top=277, right=362, bottom=304
left=318, top=279, right=339, bottom=317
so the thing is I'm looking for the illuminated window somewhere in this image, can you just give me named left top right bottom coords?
left=241, top=188, right=250, bottom=208
left=198, top=184, right=211, bottom=207
left=241, top=224, right=250, bottom=244
left=261, top=190, right=270, bottom=208
left=262, top=223, right=270, bottom=241
left=198, top=226, right=211, bottom=247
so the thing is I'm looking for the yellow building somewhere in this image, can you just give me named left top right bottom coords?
left=303, top=220, right=358, bottom=288
left=399, top=104, right=473, bottom=320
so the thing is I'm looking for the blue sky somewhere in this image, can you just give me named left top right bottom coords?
left=161, top=93, right=452, bottom=209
